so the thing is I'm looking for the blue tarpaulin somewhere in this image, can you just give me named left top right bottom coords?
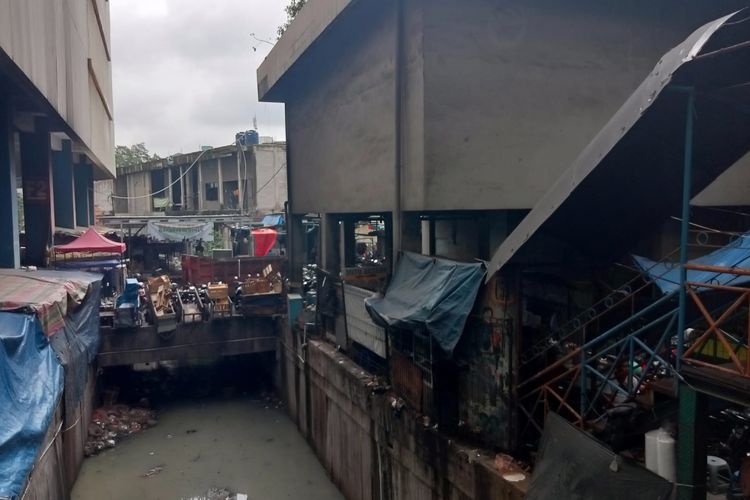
left=365, top=252, right=485, bottom=354
left=634, top=233, right=750, bottom=294
left=0, top=313, right=63, bottom=498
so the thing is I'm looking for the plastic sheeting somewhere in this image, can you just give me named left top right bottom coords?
left=0, top=313, right=64, bottom=498
left=526, top=413, right=671, bottom=500
left=634, top=233, right=750, bottom=294
left=365, top=252, right=485, bottom=354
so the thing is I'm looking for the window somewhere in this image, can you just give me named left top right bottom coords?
left=205, top=182, right=219, bottom=201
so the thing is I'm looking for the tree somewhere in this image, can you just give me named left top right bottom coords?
left=277, top=0, right=307, bottom=38
left=115, top=143, right=160, bottom=168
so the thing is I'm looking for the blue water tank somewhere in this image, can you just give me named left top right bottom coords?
left=235, top=130, right=259, bottom=146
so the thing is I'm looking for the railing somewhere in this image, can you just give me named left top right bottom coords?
left=682, top=264, right=750, bottom=378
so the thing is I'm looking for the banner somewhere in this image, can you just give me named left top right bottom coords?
left=147, top=221, right=213, bottom=242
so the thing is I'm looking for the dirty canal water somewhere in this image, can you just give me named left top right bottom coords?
left=71, top=356, right=343, bottom=500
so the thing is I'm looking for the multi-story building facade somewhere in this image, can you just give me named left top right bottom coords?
left=107, top=141, right=286, bottom=217
left=0, top=0, right=115, bottom=267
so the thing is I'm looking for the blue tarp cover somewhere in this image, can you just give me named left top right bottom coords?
left=365, top=252, right=485, bottom=354
left=0, top=313, right=63, bottom=498
left=634, top=233, right=750, bottom=294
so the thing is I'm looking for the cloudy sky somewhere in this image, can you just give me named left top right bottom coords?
left=110, top=0, right=288, bottom=157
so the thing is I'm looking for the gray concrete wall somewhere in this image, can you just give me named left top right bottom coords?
left=420, top=0, right=749, bottom=210
left=254, top=143, right=287, bottom=214
left=285, top=0, right=397, bottom=215
left=270, top=0, right=750, bottom=217
left=94, top=179, right=113, bottom=216
left=0, top=0, right=115, bottom=176
left=277, top=330, right=527, bottom=500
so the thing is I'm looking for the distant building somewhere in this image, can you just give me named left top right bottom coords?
left=107, top=142, right=287, bottom=217
left=0, top=1, right=115, bottom=267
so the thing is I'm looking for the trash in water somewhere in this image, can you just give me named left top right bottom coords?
left=186, top=429, right=197, bottom=434
left=141, top=464, right=164, bottom=478
left=181, top=488, right=247, bottom=500
left=84, top=404, right=158, bottom=456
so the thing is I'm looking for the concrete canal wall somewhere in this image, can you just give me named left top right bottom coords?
left=277, top=326, right=526, bottom=500
left=23, top=366, right=97, bottom=500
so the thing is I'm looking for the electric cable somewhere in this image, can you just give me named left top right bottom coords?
left=110, top=148, right=209, bottom=200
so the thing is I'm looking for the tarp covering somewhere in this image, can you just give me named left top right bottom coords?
left=634, top=233, right=750, bottom=294
left=527, top=413, right=672, bottom=500
left=0, top=269, right=97, bottom=335
left=0, top=313, right=64, bottom=498
left=147, top=220, right=213, bottom=242
left=54, top=227, right=125, bottom=254
left=253, top=228, right=277, bottom=257
left=48, top=276, right=101, bottom=422
left=365, top=252, right=485, bottom=354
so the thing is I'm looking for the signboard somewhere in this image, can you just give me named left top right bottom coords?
left=146, top=221, right=212, bottom=242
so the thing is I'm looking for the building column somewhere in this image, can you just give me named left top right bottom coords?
left=197, top=161, right=203, bottom=211
left=217, top=157, right=224, bottom=207
left=52, top=140, right=75, bottom=229
left=288, top=213, right=305, bottom=285
left=179, top=165, right=185, bottom=210
left=20, top=118, right=52, bottom=266
left=0, top=98, right=19, bottom=268
left=320, top=213, right=339, bottom=273
left=74, top=160, right=93, bottom=227
left=676, top=383, right=707, bottom=500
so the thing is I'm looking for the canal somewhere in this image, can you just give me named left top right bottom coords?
left=71, top=356, right=343, bottom=500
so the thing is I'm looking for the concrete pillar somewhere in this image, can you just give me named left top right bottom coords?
left=20, top=118, right=52, bottom=266
left=288, top=213, right=306, bottom=285
left=166, top=168, right=172, bottom=207
left=320, top=213, right=339, bottom=273
left=179, top=165, right=185, bottom=210
left=217, top=157, right=224, bottom=206
left=74, top=160, right=93, bottom=227
left=0, top=98, right=20, bottom=268
left=421, top=219, right=431, bottom=255
left=677, top=384, right=707, bottom=499
left=52, top=140, right=75, bottom=229
left=342, top=216, right=356, bottom=268
left=197, top=161, right=203, bottom=211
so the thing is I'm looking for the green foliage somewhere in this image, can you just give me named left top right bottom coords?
left=115, top=143, right=160, bottom=169
left=277, top=0, right=307, bottom=38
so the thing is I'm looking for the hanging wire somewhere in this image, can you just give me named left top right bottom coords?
left=110, top=148, right=209, bottom=200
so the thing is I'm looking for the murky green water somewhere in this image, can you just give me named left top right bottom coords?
left=71, top=360, right=342, bottom=500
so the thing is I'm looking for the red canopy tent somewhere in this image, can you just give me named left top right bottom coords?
left=54, top=227, right=126, bottom=254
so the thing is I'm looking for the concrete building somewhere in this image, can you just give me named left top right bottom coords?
left=0, top=0, right=115, bottom=267
left=108, top=142, right=287, bottom=216
left=258, top=1, right=750, bottom=494
left=258, top=0, right=750, bottom=281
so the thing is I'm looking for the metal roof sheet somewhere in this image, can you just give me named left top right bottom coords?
left=487, top=10, right=750, bottom=281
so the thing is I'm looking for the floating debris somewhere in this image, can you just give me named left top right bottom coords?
left=141, top=464, right=164, bottom=478
left=84, top=404, right=158, bottom=456
left=181, top=488, right=247, bottom=500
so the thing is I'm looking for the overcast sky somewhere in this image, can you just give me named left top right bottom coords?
left=110, top=0, right=288, bottom=157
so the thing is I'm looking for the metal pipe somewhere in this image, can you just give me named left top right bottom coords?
left=677, top=90, right=695, bottom=373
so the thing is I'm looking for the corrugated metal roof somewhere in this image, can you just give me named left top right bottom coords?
left=487, top=10, right=750, bottom=281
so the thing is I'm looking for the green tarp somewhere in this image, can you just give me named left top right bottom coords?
left=365, top=252, right=485, bottom=354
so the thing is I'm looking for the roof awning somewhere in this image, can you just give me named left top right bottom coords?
left=365, top=252, right=485, bottom=354
left=487, top=10, right=750, bottom=281
left=54, top=227, right=126, bottom=254
left=634, top=232, right=750, bottom=294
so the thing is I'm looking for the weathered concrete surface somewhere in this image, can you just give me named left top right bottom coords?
left=98, top=318, right=277, bottom=367
left=0, top=0, right=115, bottom=174
left=277, top=325, right=526, bottom=500
left=23, top=365, right=98, bottom=500
left=262, top=0, right=750, bottom=215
